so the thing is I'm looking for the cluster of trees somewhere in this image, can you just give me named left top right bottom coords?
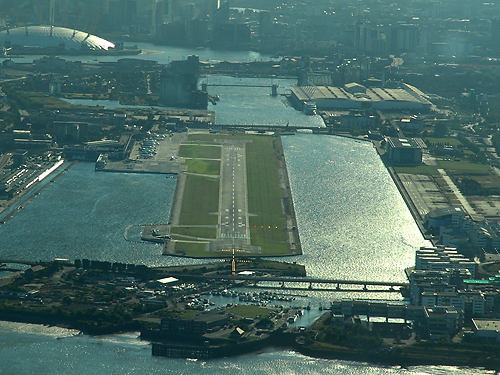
left=0, top=299, right=142, bottom=331
left=458, top=178, right=500, bottom=196
left=316, top=322, right=383, bottom=350
left=456, top=135, right=488, bottom=164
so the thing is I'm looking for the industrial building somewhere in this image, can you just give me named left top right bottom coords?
left=290, top=82, right=432, bottom=112
left=386, top=137, right=426, bottom=165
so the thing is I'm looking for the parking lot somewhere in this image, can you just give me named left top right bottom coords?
left=102, top=131, right=188, bottom=174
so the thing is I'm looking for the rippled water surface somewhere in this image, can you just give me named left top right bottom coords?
left=0, top=322, right=493, bottom=375
left=281, top=134, right=429, bottom=282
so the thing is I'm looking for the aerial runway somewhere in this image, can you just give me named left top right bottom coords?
left=213, top=141, right=261, bottom=254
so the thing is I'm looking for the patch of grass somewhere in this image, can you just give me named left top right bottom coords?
left=227, top=305, right=278, bottom=319
left=394, top=165, right=439, bottom=175
left=179, top=175, right=219, bottom=225
left=174, top=241, right=209, bottom=256
left=436, top=160, right=490, bottom=172
left=170, top=227, right=217, bottom=239
left=183, top=159, right=220, bottom=175
left=179, top=144, right=221, bottom=159
left=179, top=310, right=201, bottom=319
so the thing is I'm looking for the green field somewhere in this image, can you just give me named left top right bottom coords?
left=178, top=175, right=219, bottom=225
left=179, top=144, right=221, bottom=159
left=173, top=241, right=209, bottom=256
left=170, top=226, right=217, bottom=239
left=183, top=159, right=220, bottom=175
left=436, top=160, right=491, bottom=172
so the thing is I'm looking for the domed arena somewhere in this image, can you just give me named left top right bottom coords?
left=0, top=26, right=115, bottom=51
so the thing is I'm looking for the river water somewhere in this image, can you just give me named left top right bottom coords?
left=0, top=44, right=479, bottom=374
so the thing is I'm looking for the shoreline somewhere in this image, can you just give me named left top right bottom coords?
left=0, top=313, right=494, bottom=371
left=0, top=160, right=78, bottom=224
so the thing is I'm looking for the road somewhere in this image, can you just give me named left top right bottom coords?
left=0, top=153, right=11, bottom=169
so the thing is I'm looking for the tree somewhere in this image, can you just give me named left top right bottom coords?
left=433, top=122, right=449, bottom=138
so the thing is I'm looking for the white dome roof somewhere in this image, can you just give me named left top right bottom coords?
left=0, top=26, right=115, bottom=51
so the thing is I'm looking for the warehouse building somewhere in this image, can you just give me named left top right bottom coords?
left=290, top=82, right=432, bottom=112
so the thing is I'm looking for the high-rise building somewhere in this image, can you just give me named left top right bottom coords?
left=388, top=24, right=420, bottom=52
left=259, top=10, right=271, bottom=38
left=213, top=1, right=229, bottom=25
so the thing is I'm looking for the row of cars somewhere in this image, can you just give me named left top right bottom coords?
left=139, top=139, right=158, bottom=159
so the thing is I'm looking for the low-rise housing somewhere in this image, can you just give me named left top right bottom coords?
left=472, top=319, right=500, bottom=342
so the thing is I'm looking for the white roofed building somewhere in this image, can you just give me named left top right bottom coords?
left=0, top=26, right=115, bottom=52
left=290, top=82, right=432, bottom=112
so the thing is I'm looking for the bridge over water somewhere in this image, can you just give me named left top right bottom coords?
left=166, top=274, right=408, bottom=293
left=202, top=82, right=279, bottom=96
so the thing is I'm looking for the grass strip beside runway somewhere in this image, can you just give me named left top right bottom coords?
left=178, top=174, right=219, bottom=225
left=245, top=137, right=289, bottom=254
left=183, top=159, right=220, bottom=175
left=170, top=227, right=217, bottom=239
left=179, top=144, right=222, bottom=159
